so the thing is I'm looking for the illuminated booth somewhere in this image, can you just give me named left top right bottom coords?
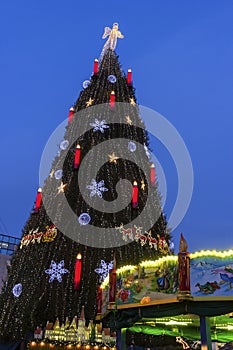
left=97, top=235, right=233, bottom=350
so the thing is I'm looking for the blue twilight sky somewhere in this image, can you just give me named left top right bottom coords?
left=0, top=1, right=232, bottom=253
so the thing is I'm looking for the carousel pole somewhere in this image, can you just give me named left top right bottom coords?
left=177, top=234, right=212, bottom=350
left=200, top=316, right=212, bottom=350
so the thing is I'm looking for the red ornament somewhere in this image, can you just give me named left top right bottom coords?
left=109, top=257, right=117, bottom=303
left=110, top=91, right=115, bottom=109
left=34, top=188, right=42, bottom=213
left=150, top=163, right=156, bottom=185
left=132, top=181, right=138, bottom=208
left=97, top=285, right=103, bottom=314
left=94, top=58, right=99, bottom=75
left=68, top=107, right=74, bottom=124
left=127, top=69, right=132, bottom=85
left=74, top=253, right=82, bottom=290
left=74, top=144, right=81, bottom=169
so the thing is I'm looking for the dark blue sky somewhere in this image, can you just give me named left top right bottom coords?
left=0, top=1, right=232, bottom=253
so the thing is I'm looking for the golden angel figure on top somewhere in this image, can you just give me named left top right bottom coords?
left=102, top=23, right=124, bottom=51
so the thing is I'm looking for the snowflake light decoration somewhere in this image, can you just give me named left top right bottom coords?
left=45, top=260, right=69, bottom=283
left=86, top=179, right=108, bottom=198
left=94, top=260, right=114, bottom=282
left=12, top=283, right=22, bottom=297
left=90, top=119, right=109, bottom=133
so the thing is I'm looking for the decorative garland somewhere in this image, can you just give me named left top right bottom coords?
left=116, top=224, right=169, bottom=252
left=20, top=225, right=58, bottom=249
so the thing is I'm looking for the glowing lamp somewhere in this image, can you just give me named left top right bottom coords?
left=150, top=163, right=156, bottom=185
left=110, top=91, right=115, bottom=109
left=97, top=285, right=102, bottom=314
left=74, top=144, right=81, bottom=169
left=127, top=69, right=132, bottom=85
left=132, top=181, right=138, bottom=208
left=34, top=187, right=42, bottom=212
left=94, top=59, right=99, bottom=75
left=68, top=107, right=74, bottom=124
left=74, top=253, right=82, bottom=290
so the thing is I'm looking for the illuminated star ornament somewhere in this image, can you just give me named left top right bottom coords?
left=94, top=260, right=114, bottom=282
left=86, top=98, right=94, bottom=107
left=125, top=115, right=132, bottom=125
left=108, top=152, right=119, bottom=163
left=129, top=98, right=136, bottom=106
left=102, top=23, right=124, bottom=52
left=45, top=260, right=69, bottom=283
left=49, top=169, right=55, bottom=178
left=57, top=182, right=67, bottom=194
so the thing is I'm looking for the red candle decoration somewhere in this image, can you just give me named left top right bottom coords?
left=68, top=107, right=74, bottom=124
left=150, top=163, right=156, bottom=185
left=132, top=181, right=138, bottom=208
left=109, top=257, right=116, bottom=303
left=127, top=69, right=132, bottom=85
left=34, top=187, right=42, bottom=213
left=110, top=91, right=115, bottom=109
left=93, top=58, right=99, bottom=75
left=97, top=285, right=103, bottom=314
left=74, top=144, right=81, bottom=169
left=74, top=253, right=82, bottom=290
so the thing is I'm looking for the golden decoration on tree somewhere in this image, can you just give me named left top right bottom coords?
left=141, top=179, right=146, bottom=190
left=125, top=115, right=132, bottom=125
left=129, top=97, right=136, bottom=106
left=102, top=23, right=124, bottom=51
left=108, top=152, right=119, bottom=163
left=49, top=169, right=55, bottom=178
left=57, top=182, right=67, bottom=194
left=86, top=98, right=94, bottom=107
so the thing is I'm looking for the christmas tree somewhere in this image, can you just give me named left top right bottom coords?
left=0, top=23, right=171, bottom=342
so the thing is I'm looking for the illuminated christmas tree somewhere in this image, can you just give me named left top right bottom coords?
left=0, top=23, right=171, bottom=342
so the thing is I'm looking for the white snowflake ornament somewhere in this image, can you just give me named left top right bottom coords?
left=90, top=119, right=109, bottom=133
left=86, top=179, right=108, bottom=198
left=94, top=260, right=114, bottom=282
left=45, top=260, right=69, bottom=283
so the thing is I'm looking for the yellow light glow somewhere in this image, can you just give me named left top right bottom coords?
left=157, top=319, right=192, bottom=326
left=191, top=249, right=233, bottom=259
left=77, top=253, right=82, bottom=259
left=31, top=342, right=36, bottom=347
left=140, top=256, right=178, bottom=268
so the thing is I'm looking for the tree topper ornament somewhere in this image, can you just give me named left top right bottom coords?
left=102, top=23, right=124, bottom=52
